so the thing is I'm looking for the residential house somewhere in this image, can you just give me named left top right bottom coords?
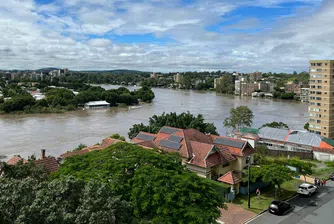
left=132, top=126, right=255, bottom=193
left=234, top=126, right=334, bottom=161
left=60, top=137, right=122, bottom=159
left=6, top=149, right=59, bottom=174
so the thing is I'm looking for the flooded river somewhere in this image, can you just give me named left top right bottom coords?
left=0, top=85, right=308, bottom=159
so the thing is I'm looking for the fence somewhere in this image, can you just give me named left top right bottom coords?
left=267, top=149, right=313, bottom=160
left=239, top=181, right=270, bottom=195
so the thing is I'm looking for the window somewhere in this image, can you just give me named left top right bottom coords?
left=324, top=133, right=327, bottom=135
left=325, top=81, right=328, bottom=83
left=222, top=163, right=229, bottom=168
left=325, top=63, right=328, bottom=65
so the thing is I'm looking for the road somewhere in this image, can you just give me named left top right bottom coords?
left=248, top=180, right=334, bottom=224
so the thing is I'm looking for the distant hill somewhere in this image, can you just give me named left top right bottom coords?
left=77, top=69, right=151, bottom=74
left=35, top=67, right=60, bottom=73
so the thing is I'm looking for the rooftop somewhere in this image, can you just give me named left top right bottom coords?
left=84, top=101, right=110, bottom=106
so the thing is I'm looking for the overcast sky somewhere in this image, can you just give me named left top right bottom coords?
left=0, top=0, right=332, bottom=72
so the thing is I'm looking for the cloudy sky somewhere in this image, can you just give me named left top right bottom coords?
left=0, top=0, right=332, bottom=72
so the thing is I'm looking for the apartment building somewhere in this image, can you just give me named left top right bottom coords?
left=309, top=60, right=334, bottom=138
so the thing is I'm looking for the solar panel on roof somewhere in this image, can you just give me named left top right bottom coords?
left=213, top=138, right=244, bottom=148
left=137, top=133, right=156, bottom=141
left=159, top=139, right=181, bottom=150
left=160, top=127, right=178, bottom=134
left=168, top=135, right=183, bottom=142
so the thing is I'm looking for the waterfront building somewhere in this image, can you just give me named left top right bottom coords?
left=249, top=71, right=262, bottom=82
left=173, top=73, right=182, bottom=83
left=150, top=73, right=158, bottom=79
left=309, top=60, right=334, bottom=138
left=300, top=88, right=310, bottom=102
left=132, top=126, right=255, bottom=193
left=234, top=126, right=334, bottom=161
left=84, top=101, right=110, bottom=109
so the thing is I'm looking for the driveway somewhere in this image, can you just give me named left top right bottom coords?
left=218, top=203, right=256, bottom=224
left=247, top=180, right=334, bottom=224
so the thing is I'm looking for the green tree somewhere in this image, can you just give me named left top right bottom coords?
left=304, top=122, right=309, bottom=131
left=73, top=143, right=87, bottom=151
left=128, top=111, right=218, bottom=139
left=0, top=177, right=132, bottom=224
left=287, top=158, right=316, bottom=182
left=110, top=134, right=126, bottom=141
left=261, top=121, right=289, bottom=129
left=53, top=142, right=225, bottom=223
left=216, top=74, right=234, bottom=94
left=0, top=160, right=47, bottom=181
left=251, top=164, right=295, bottom=190
left=224, top=106, right=254, bottom=134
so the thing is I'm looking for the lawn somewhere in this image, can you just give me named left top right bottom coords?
left=233, top=179, right=302, bottom=214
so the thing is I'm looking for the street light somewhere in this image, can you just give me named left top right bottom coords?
left=246, top=156, right=260, bottom=209
left=246, top=156, right=251, bottom=209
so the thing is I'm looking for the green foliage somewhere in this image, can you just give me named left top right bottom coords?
left=325, top=161, right=334, bottom=168
left=304, top=122, right=309, bottom=131
left=73, top=143, right=87, bottom=151
left=110, top=134, right=126, bottom=141
left=215, top=74, right=234, bottom=94
left=128, top=111, right=219, bottom=139
left=250, top=164, right=295, bottom=189
left=287, top=158, right=316, bottom=182
left=261, top=121, right=289, bottom=129
left=1, top=94, right=36, bottom=113
left=133, top=85, right=155, bottom=102
left=0, top=161, right=47, bottom=181
left=224, top=106, right=254, bottom=133
left=0, top=177, right=133, bottom=224
left=53, top=142, right=225, bottom=223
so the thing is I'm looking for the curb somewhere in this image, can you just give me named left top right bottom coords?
left=243, top=193, right=298, bottom=224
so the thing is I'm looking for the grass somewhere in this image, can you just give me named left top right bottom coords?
left=233, top=179, right=302, bottom=214
left=313, top=167, right=334, bottom=179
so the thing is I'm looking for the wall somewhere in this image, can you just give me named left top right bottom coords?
left=313, top=151, right=334, bottom=161
left=186, top=163, right=211, bottom=178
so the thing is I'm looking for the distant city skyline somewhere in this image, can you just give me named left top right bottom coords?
left=0, top=0, right=332, bottom=72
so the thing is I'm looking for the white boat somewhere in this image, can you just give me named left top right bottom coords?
left=129, top=106, right=143, bottom=109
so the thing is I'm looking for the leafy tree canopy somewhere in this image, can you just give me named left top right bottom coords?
left=261, top=121, right=289, bottom=129
left=224, top=106, right=254, bottom=134
left=0, top=176, right=132, bottom=224
left=128, top=111, right=218, bottom=139
left=53, top=142, right=225, bottom=223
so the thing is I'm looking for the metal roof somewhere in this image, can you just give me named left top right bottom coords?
left=213, top=138, right=244, bottom=148
left=258, top=127, right=289, bottom=142
left=286, top=131, right=322, bottom=147
left=137, top=133, right=156, bottom=141
left=84, top=101, right=110, bottom=106
left=159, top=139, right=181, bottom=150
left=160, top=127, right=179, bottom=134
left=168, top=135, right=183, bottom=143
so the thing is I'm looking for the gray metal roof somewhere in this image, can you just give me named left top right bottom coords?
left=137, top=133, right=156, bottom=141
left=159, top=139, right=181, bottom=150
left=258, top=127, right=289, bottom=142
left=213, top=138, right=244, bottom=148
left=168, top=135, right=183, bottom=143
left=286, top=131, right=321, bottom=147
left=160, top=127, right=179, bottom=134
left=84, top=101, right=110, bottom=106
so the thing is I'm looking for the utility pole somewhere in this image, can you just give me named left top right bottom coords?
left=247, top=156, right=251, bottom=209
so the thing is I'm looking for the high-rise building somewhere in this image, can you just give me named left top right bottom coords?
left=173, top=73, right=182, bottom=83
left=309, top=60, right=334, bottom=138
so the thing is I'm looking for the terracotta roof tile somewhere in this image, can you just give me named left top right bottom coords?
left=312, top=146, right=334, bottom=154
left=218, top=171, right=242, bottom=185
left=33, top=157, right=59, bottom=174
left=60, top=149, right=90, bottom=158
left=206, top=149, right=236, bottom=167
left=7, top=156, right=28, bottom=165
left=187, top=141, right=213, bottom=168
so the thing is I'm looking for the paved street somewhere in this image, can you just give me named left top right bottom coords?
left=248, top=180, right=334, bottom=224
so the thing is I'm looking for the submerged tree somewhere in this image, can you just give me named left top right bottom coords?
left=224, top=106, right=254, bottom=135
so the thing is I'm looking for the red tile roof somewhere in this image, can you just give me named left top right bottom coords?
left=33, top=157, right=59, bottom=174
left=7, top=155, right=28, bottom=165
left=218, top=171, right=242, bottom=185
left=60, top=137, right=122, bottom=158
left=61, top=149, right=90, bottom=158
left=312, top=146, right=334, bottom=154
left=132, top=126, right=256, bottom=168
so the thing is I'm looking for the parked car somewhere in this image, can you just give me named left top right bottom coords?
left=297, top=183, right=317, bottom=196
left=268, top=200, right=292, bottom=215
left=330, top=173, right=334, bottom=181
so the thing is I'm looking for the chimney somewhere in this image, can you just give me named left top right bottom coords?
left=41, top=149, right=46, bottom=159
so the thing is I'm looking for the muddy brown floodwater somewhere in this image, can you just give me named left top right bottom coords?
left=0, top=85, right=308, bottom=159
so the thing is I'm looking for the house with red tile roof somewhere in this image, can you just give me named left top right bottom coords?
left=6, top=149, right=59, bottom=174
left=60, top=137, right=123, bottom=159
left=132, top=126, right=256, bottom=193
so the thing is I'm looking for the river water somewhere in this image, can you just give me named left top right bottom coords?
left=0, top=85, right=308, bottom=159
